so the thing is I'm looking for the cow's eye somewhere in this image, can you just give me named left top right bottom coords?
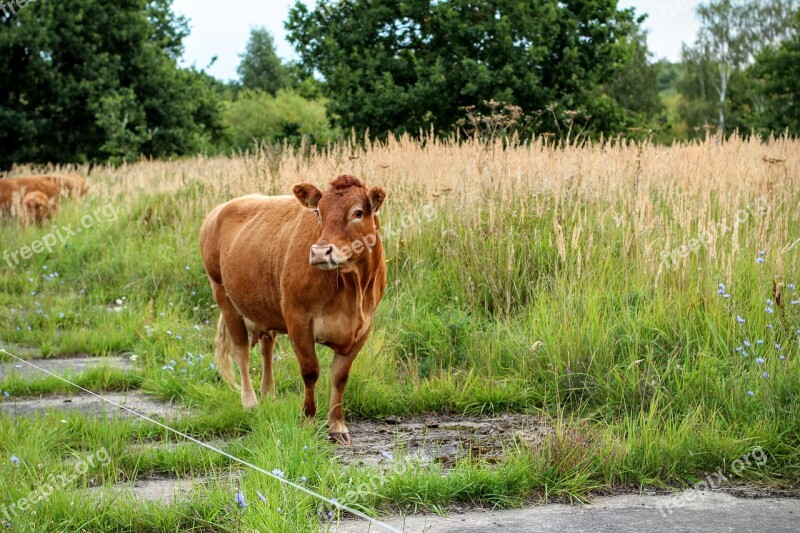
left=353, top=209, right=364, bottom=219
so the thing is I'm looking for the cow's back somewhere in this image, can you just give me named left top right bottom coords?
left=0, top=178, right=60, bottom=211
left=200, top=194, right=304, bottom=332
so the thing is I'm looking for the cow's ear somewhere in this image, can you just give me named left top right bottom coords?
left=292, top=183, right=323, bottom=208
left=368, top=186, right=386, bottom=214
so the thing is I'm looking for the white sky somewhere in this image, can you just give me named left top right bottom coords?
left=173, top=0, right=703, bottom=82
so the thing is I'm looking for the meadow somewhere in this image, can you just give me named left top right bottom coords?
left=1, top=133, right=799, bottom=531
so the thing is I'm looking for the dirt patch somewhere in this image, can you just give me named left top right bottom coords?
left=89, top=471, right=242, bottom=505
left=336, top=414, right=552, bottom=469
left=0, top=355, right=133, bottom=380
left=0, top=391, right=186, bottom=420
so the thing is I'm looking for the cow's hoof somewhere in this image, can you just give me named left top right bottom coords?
left=328, top=432, right=352, bottom=445
left=241, top=397, right=258, bottom=411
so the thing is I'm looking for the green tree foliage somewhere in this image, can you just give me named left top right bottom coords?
left=604, top=28, right=663, bottom=126
left=0, top=0, right=224, bottom=168
left=286, top=0, right=640, bottom=139
left=752, top=11, right=800, bottom=132
left=237, top=27, right=289, bottom=94
left=223, top=90, right=336, bottom=150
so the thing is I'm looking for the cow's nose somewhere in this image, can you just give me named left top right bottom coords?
left=310, top=244, right=335, bottom=266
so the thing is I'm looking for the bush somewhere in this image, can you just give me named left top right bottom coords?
left=222, top=89, right=338, bottom=150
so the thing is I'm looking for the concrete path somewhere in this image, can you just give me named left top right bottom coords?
left=336, top=491, right=800, bottom=532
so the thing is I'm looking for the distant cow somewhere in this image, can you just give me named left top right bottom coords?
left=200, top=175, right=387, bottom=445
left=0, top=177, right=60, bottom=213
left=21, top=191, right=58, bottom=226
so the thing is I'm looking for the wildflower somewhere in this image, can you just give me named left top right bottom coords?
left=718, top=283, right=725, bottom=291
left=31, top=291, right=36, bottom=296
left=792, top=300, right=799, bottom=305
left=176, top=335, right=182, bottom=340
left=756, top=257, right=765, bottom=264
left=737, top=316, right=746, bottom=324
left=194, top=325, right=201, bottom=331
left=159, top=312, right=165, bottom=317
left=759, top=250, right=766, bottom=256
left=381, top=450, right=394, bottom=460
left=762, top=372, right=770, bottom=379
left=235, top=491, right=247, bottom=508
left=129, top=355, right=138, bottom=361
left=757, top=339, right=764, bottom=344
left=28, top=278, right=33, bottom=283
left=742, top=351, right=749, bottom=357
left=767, top=299, right=774, bottom=306
left=210, top=363, right=216, bottom=371
left=767, top=323, right=774, bottom=329
left=736, top=346, right=743, bottom=352
left=301, top=476, right=307, bottom=483
left=724, top=294, right=731, bottom=298
left=3, top=391, right=9, bottom=397
left=302, top=445, right=308, bottom=451
left=272, top=469, right=285, bottom=478
left=327, top=512, right=334, bottom=519
left=10, top=456, right=19, bottom=466
left=765, top=307, right=774, bottom=314
left=776, top=344, right=782, bottom=351
left=256, top=491, right=267, bottom=503
left=185, top=266, right=190, bottom=271
left=717, top=288, right=725, bottom=295
left=756, top=358, right=765, bottom=364
left=779, top=356, right=786, bottom=361
left=162, top=365, right=174, bottom=371
left=744, top=340, right=751, bottom=348
left=58, top=313, right=65, bottom=319
left=747, top=390, right=755, bottom=397
left=166, top=330, right=172, bottom=336
left=277, top=507, right=282, bottom=513
left=789, top=283, right=796, bottom=290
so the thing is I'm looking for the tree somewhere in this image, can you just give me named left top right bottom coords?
left=605, top=28, right=664, bottom=125
left=0, top=0, right=224, bottom=168
left=237, top=28, right=289, bottom=94
left=286, top=0, right=639, bottom=139
left=682, top=0, right=798, bottom=137
left=752, top=11, right=800, bottom=133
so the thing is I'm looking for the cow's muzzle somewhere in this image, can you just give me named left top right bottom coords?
left=310, top=244, right=342, bottom=270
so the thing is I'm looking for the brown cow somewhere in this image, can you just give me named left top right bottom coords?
left=21, top=191, right=58, bottom=226
left=0, top=177, right=60, bottom=213
left=200, top=175, right=387, bottom=444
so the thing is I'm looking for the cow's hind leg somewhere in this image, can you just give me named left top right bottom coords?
left=259, top=331, right=277, bottom=398
left=213, top=283, right=258, bottom=410
left=287, top=324, right=320, bottom=421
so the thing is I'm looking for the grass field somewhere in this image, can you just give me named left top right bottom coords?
left=1, top=133, right=799, bottom=531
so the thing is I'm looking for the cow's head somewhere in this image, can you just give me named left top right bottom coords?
left=293, top=175, right=386, bottom=271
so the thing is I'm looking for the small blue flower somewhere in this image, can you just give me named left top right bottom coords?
left=789, top=283, right=796, bottom=290
left=58, top=312, right=65, bottom=319
left=176, top=335, right=182, bottom=340
left=756, top=358, right=765, bottom=364
left=210, top=363, right=216, bottom=371
left=162, top=365, right=174, bottom=371
left=256, top=491, right=267, bottom=503
left=767, top=323, right=774, bottom=329
left=301, top=475, right=307, bottom=483
left=736, top=346, right=743, bottom=352
left=756, top=257, right=765, bottom=264
left=792, top=300, right=799, bottom=306
left=757, top=339, right=764, bottom=344
left=277, top=507, right=282, bottom=513
left=779, top=356, right=786, bottom=361
left=717, top=288, right=725, bottom=295
left=776, top=344, right=782, bottom=351
left=747, top=390, right=755, bottom=397
left=272, top=469, right=285, bottom=478
left=765, top=307, right=774, bottom=314
left=759, top=250, right=766, bottom=256
left=737, top=316, right=746, bottom=324
left=767, top=299, right=774, bottom=306
left=742, top=351, right=749, bottom=357
left=744, top=340, right=751, bottom=347
left=235, top=491, right=247, bottom=508
left=762, top=372, right=770, bottom=379
left=327, top=511, right=334, bottom=519
left=185, top=266, right=190, bottom=271
left=718, top=283, right=726, bottom=290
left=194, top=325, right=201, bottom=331
left=302, top=445, right=308, bottom=450
left=166, top=330, right=172, bottom=336
left=10, top=456, right=19, bottom=465
left=724, top=294, right=731, bottom=298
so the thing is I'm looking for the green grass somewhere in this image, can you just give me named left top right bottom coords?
left=1, top=156, right=799, bottom=531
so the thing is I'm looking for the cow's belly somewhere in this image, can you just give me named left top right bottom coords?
left=312, top=311, right=370, bottom=354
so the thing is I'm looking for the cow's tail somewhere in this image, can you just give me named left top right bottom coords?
left=214, top=315, right=240, bottom=391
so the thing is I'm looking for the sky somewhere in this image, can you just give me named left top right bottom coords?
left=173, top=0, right=703, bottom=82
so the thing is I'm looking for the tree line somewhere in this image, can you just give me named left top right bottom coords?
left=0, top=0, right=798, bottom=168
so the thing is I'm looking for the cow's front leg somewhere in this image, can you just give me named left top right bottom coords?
left=287, top=325, right=320, bottom=421
left=328, top=333, right=370, bottom=445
